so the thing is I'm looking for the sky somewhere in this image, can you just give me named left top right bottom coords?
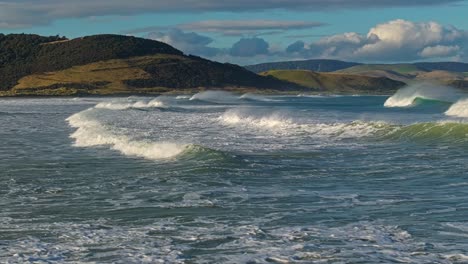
left=1, top=0, right=468, bottom=65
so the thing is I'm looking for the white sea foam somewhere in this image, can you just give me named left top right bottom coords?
left=219, top=109, right=294, bottom=130
left=94, top=99, right=166, bottom=110
left=445, top=98, right=468, bottom=118
left=176, top=95, right=191, bottom=99
left=384, top=82, right=462, bottom=107
left=66, top=110, right=186, bottom=160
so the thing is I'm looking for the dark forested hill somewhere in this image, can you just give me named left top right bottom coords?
left=245, top=59, right=362, bottom=73
left=0, top=34, right=300, bottom=95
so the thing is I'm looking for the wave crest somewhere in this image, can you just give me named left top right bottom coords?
left=384, top=83, right=462, bottom=108
left=190, top=91, right=239, bottom=103
left=95, top=99, right=166, bottom=110
left=445, top=98, right=468, bottom=118
left=66, top=110, right=186, bottom=160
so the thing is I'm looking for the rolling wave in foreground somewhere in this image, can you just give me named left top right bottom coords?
left=384, top=82, right=463, bottom=107
left=3, top=92, right=468, bottom=263
left=67, top=109, right=188, bottom=160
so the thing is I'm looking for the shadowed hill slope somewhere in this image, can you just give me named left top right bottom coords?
left=0, top=34, right=301, bottom=95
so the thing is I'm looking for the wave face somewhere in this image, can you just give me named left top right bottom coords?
left=384, top=83, right=462, bottom=108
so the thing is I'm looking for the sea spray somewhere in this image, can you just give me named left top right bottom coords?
left=384, top=82, right=463, bottom=107
left=445, top=98, right=468, bottom=118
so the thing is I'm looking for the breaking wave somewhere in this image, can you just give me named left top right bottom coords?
left=218, top=109, right=393, bottom=139
left=218, top=108, right=468, bottom=142
left=190, top=91, right=239, bottom=103
left=239, top=93, right=278, bottom=102
left=445, top=98, right=468, bottom=118
left=66, top=109, right=187, bottom=160
left=384, top=83, right=462, bottom=108
left=94, top=99, right=166, bottom=110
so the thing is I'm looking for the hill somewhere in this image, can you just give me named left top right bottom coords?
left=0, top=34, right=300, bottom=96
left=261, top=70, right=405, bottom=94
left=246, top=59, right=361, bottom=73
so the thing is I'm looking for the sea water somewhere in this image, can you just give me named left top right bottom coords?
left=1, top=89, right=468, bottom=263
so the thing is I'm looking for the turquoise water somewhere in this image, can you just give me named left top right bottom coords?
left=1, top=92, right=468, bottom=263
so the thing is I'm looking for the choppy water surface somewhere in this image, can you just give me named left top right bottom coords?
left=2, top=89, right=468, bottom=263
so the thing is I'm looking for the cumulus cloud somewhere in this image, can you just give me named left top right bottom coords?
left=289, top=19, right=468, bottom=62
left=146, top=30, right=272, bottom=58
left=146, top=29, right=220, bottom=57
left=229, top=38, right=270, bottom=57
left=419, top=45, right=461, bottom=58
left=0, top=0, right=463, bottom=28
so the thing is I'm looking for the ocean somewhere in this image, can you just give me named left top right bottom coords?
left=1, top=87, right=468, bottom=263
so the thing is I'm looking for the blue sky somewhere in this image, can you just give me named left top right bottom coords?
left=1, top=0, right=468, bottom=64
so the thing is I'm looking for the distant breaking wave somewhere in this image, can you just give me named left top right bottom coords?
left=190, top=91, right=239, bottom=103
left=218, top=108, right=468, bottom=142
left=66, top=109, right=187, bottom=160
left=95, top=99, right=166, bottom=110
left=218, top=109, right=393, bottom=139
left=239, top=93, right=279, bottom=102
left=384, top=83, right=462, bottom=108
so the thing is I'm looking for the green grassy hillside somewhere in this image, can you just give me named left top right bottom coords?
left=261, top=70, right=405, bottom=94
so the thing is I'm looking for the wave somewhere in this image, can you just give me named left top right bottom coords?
left=94, top=99, right=166, bottom=110
left=66, top=110, right=187, bottom=160
left=445, top=98, right=468, bottom=118
left=384, top=82, right=462, bottom=108
left=219, top=109, right=294, bottom=131
left=176, top=95, right=191, bottom=100
left=218, top=109, right=393, bottom=139
left=239, top=93, right=278, bottom=102
left=219, top=108, right=468, bottom=143
left=190, top=91, right=239, bottom=103
left=382, top=121, right=468, bottom=142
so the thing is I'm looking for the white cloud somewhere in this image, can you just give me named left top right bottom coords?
left=290, top=19, right=468, bottom=62
left=419, top=45, right=460, bottom=58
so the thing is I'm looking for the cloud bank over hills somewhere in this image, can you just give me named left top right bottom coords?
left=146, top=19, right=468, bottom=64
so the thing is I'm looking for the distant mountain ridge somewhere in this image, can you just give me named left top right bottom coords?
left=246, top=59, right=361, bottom=73
left=247, top=59, right=468, bottom=89
left=246, top=59, right=468, bottom=74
